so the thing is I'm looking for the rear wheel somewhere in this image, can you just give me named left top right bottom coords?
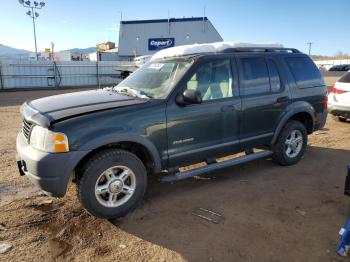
left=338, top=116, right=347, bottom=122
left=77, top=149, right=147, bottom=219
left=272, top=120, right=308, bottom=166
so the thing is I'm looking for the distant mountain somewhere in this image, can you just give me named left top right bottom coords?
left=0, top=45, right=31, bottom=57
left=0, top=45, right=96, bottom=58
left=64, top=47, right=96, bottom=54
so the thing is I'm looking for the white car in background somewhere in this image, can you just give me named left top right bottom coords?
left=328, top=70, right=350, bottom=122
left=134, top=55, right=152, bottom=67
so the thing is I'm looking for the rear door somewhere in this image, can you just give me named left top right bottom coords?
left=236, top=54, right=290, bottom=148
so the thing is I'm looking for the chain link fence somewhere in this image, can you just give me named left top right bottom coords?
left=0, top=60, right=137, bottom=89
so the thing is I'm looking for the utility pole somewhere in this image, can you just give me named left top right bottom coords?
left=203, top=6, right=206, bottom=32
left=119, top=11, right=123, bottom=40
left=51, top=41, right=54, bottom=61
left=18, top=0, right=46, bottom=61
left=307, top=42, right=313, bottom=56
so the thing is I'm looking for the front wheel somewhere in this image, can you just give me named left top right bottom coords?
left=77, top=149, right=147, bottom=219
left=272, top=120, right=308, bottom=166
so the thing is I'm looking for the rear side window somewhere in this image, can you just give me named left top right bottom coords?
left=239, top=58, right=270, bottom=95
left=267, top=60, right=281, bottom=92
left=286, top=57, right=323, bottom=88
left=338, top=71, right=350, bottom=83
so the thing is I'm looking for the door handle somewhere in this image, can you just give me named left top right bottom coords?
left=276, top=96, right=289, bottom=103
left=221, top=104, right=239, bottom=112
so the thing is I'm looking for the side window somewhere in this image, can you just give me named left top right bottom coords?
left=187, top=59, right=233, bottom=101
left=286, top=57, right=323, bottom=88
left=239, top=58, right=270, bottom=96
left=267, top=59, right=281, bottom=92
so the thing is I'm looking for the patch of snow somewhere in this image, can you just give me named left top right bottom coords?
left=0, top=243, right=12, bottom=254
left=119, top=244, right=126, bottom=249
left=151, top=41, right=284, bottom=61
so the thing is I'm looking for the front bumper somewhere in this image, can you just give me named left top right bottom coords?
left=328, top=105, right=350, bottom=118
left=328, top=95, right=350, bottom=118
left=16, top=132, right=88, bottom=197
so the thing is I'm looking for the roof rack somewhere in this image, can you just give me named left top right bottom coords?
left=150, top=42, right=300, bottom=61
left=221, top=47, right=300, bottom=53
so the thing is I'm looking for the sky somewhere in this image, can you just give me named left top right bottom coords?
left=1, top=0, right=349, bottom=55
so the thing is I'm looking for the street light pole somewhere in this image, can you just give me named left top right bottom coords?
left=18, top=0, right=46, bottom=61
left=30, top=7, right=38, bottom=60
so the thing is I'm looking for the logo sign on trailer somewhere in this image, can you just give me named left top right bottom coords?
left=148, top=38, right=175, bottom=51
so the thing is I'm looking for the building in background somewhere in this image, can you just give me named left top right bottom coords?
left=118, top=17, right=222, bottom=60
left=28, top=50, right=87, bottom=61
left=29, top=51, right=50, bottom=60
left=89, top=42, right=119, bottom=61
left=96, top=42, right=116, bottom=51
left=89, top=48, right=119, bottom=61
left=313, top=58, right=350, bottom=70
left=56, top=50, right=82, bottom=61
left=24, top=17, right=223, bottom=62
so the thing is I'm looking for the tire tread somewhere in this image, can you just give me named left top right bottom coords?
left=77, top=149, right=147, bottom=219
left=272, top=120, right=308, bottom=166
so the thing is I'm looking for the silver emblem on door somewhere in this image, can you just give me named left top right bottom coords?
left=173, top=138, right=194, bottom=145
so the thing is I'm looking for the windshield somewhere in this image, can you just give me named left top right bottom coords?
left=115, top=59, right=193, bottom=99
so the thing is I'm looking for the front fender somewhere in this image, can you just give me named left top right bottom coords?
left=271, top=101, right=315, bottom=145
left=77, top=134, right=162, bottom=173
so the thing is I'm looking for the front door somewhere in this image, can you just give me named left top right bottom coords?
left=166, top=57, right=241, bottom=167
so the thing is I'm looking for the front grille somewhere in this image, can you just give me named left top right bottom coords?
left=22, top=119, right=33, bottom=140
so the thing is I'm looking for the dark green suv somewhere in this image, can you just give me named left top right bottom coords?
left=16, top=44, right=328, bottom=218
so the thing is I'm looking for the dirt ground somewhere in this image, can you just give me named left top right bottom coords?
left=1, top=85, right=350, bottom=262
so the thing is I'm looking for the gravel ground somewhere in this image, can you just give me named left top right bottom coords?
left=0, top=86, right=350, bottom=262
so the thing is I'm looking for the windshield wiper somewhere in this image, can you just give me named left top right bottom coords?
left=113, top=86, right=151, bottom=99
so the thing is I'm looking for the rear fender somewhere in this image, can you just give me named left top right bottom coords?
left=271, top=101, right=315, bottom=145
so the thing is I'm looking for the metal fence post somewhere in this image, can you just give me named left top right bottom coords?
left=0, top=62, right=3, bottom=89
left=96, top=61, right=100, bottom=88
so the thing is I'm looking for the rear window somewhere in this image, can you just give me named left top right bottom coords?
left=338, top=71, right=350, bottom=83
left=286, top=57, right=323, bottom=88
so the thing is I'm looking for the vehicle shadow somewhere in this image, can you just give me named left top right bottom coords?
left=330, top=115, right=350, bottom=124
left=110, top=146, right=350, bottom=261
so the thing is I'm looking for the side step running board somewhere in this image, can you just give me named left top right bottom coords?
left=161, top=150, right=272, bottom=182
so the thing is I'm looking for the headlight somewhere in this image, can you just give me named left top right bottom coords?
left=30, top=126, right=69, bottom=153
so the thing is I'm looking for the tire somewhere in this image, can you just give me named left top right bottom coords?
left=272, top=120, right=308, bottom=166
left=338, top=116, right=347, bottom=122
left=77, top=149, right=147, bottom=219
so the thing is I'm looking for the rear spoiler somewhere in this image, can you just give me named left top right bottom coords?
left=20, top=101, right=51, bottom=128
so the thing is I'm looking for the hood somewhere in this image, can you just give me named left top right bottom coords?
left=21, top=89, right=148, bottom=127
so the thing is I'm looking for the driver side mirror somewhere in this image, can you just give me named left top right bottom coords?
left=176, top=89, right=202, bottom=106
